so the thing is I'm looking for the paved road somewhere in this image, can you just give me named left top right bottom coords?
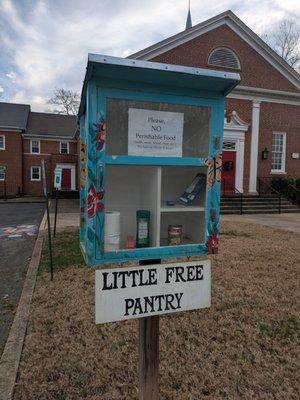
left=0, top=203, right=45, bottom=355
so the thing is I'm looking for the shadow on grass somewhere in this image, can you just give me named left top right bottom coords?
left=39, top=228, right=85, bottom=274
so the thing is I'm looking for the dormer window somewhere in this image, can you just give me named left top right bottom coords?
left=208, top=47, right=240, bottom=70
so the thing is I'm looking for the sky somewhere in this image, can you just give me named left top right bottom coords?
left=0, top=0, right=299, bottom=112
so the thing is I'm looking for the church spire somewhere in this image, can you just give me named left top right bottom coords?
left=185, top=0, right=192, bottom=30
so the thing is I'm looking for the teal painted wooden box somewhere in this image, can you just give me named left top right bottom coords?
left=78, top=54, right=240, bottom=265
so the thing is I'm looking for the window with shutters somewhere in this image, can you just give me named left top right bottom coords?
left=208, top=48, right=240, bottom=70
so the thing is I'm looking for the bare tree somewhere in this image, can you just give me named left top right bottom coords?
left=48, top=88, right=80, bottom=115
left=263, top=19, right=300, bottom=70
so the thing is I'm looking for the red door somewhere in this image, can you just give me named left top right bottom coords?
left=221, top=151, right=236, bottom=194
left=61, top=168, right=71, bottom=190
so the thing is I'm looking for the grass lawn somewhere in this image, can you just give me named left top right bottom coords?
left=14, top=221, right=300, bottom=400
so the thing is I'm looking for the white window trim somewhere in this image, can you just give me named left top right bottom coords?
left=30, top=139, right=40, bottom=154
left=271, top=132, right=286, bottom=174
left=31, top=166, right=41, bottom=181
left=0, top=135, right=5, bottom=150
left=60, top=141, right=69, bottom=154
left=0, top=166, right=6, bottom=181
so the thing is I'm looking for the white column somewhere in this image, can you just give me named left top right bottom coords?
left=235, top=138, right=245, bottom=193
left=71, top=166, right=76, bottom=190
left=249, top=101, right=261, bottom=193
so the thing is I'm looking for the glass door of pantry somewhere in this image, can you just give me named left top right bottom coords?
left=105, top=98, right=211, bottom=158
left=97, top=96, right=211, bottom=258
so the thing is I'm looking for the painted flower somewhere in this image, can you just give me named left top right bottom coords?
left=93, top=119, right=106, bottom=151
left=87, top=185, right=104, bottom=218
left=206, top=230, right=219, bottom=254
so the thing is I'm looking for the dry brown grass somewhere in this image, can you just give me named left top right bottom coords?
left=14, top=221, right=300, bottom=400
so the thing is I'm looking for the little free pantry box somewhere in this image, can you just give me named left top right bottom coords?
left=78, top=54, right=240, bottom=265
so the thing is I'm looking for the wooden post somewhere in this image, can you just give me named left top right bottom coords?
left=139, top=259, right=160, bottom=400
left=139, top=316, right=159, bottom=400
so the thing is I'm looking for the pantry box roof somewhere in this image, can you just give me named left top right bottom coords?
left=78, top=53, right=240, bottom=117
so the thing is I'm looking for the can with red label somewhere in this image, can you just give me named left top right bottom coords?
left=168, top=225, right=183, bottom=246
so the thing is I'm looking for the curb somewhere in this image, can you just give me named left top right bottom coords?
left=0, top=213, right=46, bottom=400
left=0, top=199, right=45, bottom=204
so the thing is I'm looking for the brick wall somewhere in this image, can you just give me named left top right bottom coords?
left=149, top=23, right=300, bottom=192
left=23, top=138, right=78, bottom=196
left=258, top=103, right=300, bottom=178
left=23, top=138, right=77, bottom=155
left=0, top=130, right=23, bottom=196
left=152, top=24, right=299, bottom=92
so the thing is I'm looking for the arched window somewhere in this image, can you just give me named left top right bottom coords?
left=208, top=47, right=240, bottom=69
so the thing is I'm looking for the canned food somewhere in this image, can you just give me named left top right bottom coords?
left=168, top=225, right=183, bottom=246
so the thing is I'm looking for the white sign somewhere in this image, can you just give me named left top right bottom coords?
left=54, top=168, right=62, bottom=189
left=128, top=108, right=184, bottom=157
left=95, top=260, right=211, bottom=324
left=41, top=160, right=47, bottom=197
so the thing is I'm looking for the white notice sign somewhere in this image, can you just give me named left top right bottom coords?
left=54, top=168, right=62, bottom=189
left=95, top=260, right=211, bottom=324
left=128, top=108, right=184, bottom=157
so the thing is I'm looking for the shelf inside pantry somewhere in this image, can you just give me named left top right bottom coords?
left=105, top=164, right=159, bottom=249
left=160, top=203, right=205, bottom=212
left=104, top=163, right=207, bottom=252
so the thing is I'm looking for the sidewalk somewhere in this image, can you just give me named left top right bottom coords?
left=0, top=197, right=45, bottom=204
left=47, top=198, right=79, bottom=231
left=222, top=213, right=300, bottom=234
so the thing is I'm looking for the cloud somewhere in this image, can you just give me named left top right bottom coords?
left=0, top=0, right=299, bottom=111
left=0, top=86, right=4, bottom=93
left=6, top=71, right=16, bottom=83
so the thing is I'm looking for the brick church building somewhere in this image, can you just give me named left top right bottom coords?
left=130, top=10, right=300, bottom=194
left=0, top=102, right=77, bottom=197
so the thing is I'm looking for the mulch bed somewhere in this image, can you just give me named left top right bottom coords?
left=14, top=221, right=300, bottom=399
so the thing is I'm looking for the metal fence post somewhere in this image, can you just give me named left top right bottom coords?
left=240, top=193, right=243, bottom=215
left=279, top=193, right=281, bottom=214
left=4, top=180, right=7, bottom=201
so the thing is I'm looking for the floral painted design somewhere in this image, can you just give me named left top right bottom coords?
left=205, top=153, right=222, bottom=189
left=80, top=141, right=86, bottom=189
left=87, top=184, right=104, bottom=218
left=206, top=207, right=219, bottom=254
left=93, top=118, right=106, bottom=151
left=206, top=230, right=219, bottom=254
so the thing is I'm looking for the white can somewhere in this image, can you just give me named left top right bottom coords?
left=104, top=211, right=120, bottom=251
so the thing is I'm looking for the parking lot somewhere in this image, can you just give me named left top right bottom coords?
left=0, top=202, right=45, bottom=355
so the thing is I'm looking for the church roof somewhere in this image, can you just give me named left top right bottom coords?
left=129, top=10, right=300, bottom=90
